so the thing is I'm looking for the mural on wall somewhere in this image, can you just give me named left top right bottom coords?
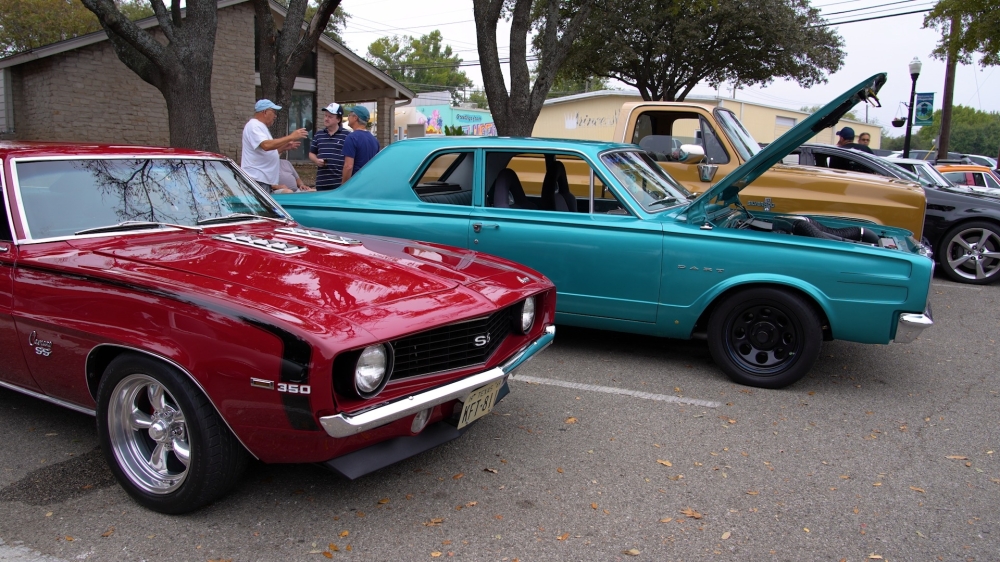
left=463, top=123, right=497, bottom=136
left=418, top=108, right=444, bottom=134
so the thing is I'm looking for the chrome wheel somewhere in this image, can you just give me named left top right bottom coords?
left=944, top=225, right=1000, bottom=282
left=107, top=374, right=190, bottom=494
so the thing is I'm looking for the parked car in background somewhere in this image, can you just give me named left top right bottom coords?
left=529, top=73, right=927, bottom=237
left=936, top=163, right=1000, bottom=195
left=279, top=75, right=934, bottom=390
left=0, top=142, right=556, bottom=513
left=790, top=144, right=1000, bottom=284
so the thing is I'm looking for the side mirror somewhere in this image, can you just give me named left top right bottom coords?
left=698, top=162, right=719, bottom=183
left=676, top=144, right=705, bottom=164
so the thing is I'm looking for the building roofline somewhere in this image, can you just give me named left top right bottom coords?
left=0, top=0, right=414, bottom=100
left=542, top=89, right=878, bottom=126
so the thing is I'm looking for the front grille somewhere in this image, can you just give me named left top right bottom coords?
left=390, top=307, right=513, bottom=380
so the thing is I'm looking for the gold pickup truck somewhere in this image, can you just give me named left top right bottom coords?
left=532, top=96, right=926, bottom=237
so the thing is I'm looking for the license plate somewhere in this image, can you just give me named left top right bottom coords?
left=457, top=379, right=503, bottom=429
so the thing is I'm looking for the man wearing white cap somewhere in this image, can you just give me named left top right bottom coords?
left=308, top=103, right=351, bottom=190
left=241, top=99, right=309, bottom=193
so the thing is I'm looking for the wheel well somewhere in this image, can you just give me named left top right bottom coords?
left=692, top=283, right=833, bottom=341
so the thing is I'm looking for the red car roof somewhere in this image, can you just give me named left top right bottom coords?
left=0, top=141, right=223, bottom=159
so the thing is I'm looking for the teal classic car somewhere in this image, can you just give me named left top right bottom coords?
left=278, top=75, right=933, bottom=388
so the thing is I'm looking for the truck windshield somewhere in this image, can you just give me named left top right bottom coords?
left=600, top=150, right=691, bottom=212
left=715, top=109, right=761, bottom=162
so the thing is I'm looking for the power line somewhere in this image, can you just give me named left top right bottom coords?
left=820, top=0, right=916, bottom=17
left=817, top=6, right=933, bottom=25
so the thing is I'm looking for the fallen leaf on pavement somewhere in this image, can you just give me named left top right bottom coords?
left=557, top=533, right=569, bottom=541
left=378, top=498, right=389, bottom=504
left=101, top=527, right=114, bottom=538
left=484, top=468, right=498, bottom=474
left=453, top=473, right=464, bottom=480
left=565, top=417, right=577, bottom=424
left=659, top=518, right=673, bottom=523
left=623, top=548, right=641, bottom=556
left=721, top=531, right=731, bottom=540
left=657, top=460, right=673, bottom=467
left=591, top=503, right=598, bottom=509
left=910, top=486, right=926, bottom=493
left=746, top=490, right=759, bottom=495
left=431, top=552, right=442, bottom=558
left=680, top=507, right=702, bottom=519
left=339, top=531, right=350, bottom=537
left=945, top=455, right=968, bottom=460
left=557, top=468, right=564, bottom=473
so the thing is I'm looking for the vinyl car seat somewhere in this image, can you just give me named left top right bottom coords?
left=540, top=160, right=576, bottom=212
left=492, top=168, right=536, bottom=209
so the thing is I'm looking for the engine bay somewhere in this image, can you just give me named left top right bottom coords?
left=720, top=211, right=906, bottom=250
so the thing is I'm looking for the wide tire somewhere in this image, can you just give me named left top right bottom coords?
left=938, top=221, right=1000, bottom=285
left=707, top=287, right=822, bottom=389
left=96, top=353, right=248, bottom=514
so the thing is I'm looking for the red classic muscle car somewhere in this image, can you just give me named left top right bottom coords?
left=0, top=142, right=555, bottom=513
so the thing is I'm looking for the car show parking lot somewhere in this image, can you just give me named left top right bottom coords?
left=1, top=273, right=997, bottom=561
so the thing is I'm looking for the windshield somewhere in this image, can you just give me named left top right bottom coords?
left=600, top=150, right=691, bottom=212
left=714, top=109, right=761, bottom=162
left=16, top=158, right=285, bottom=240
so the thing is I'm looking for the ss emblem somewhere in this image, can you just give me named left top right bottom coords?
left=474, top=333, right=491, bottom=347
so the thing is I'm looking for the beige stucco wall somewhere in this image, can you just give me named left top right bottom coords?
left=10, top=2, right=256, bottom=159
left=534, top=93, right=883, bottom=148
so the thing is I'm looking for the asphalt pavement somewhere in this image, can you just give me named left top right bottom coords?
left=1, top=274, right=997, bottom=561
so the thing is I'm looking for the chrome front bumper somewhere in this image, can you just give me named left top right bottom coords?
left=895, top=302, right=933, bottom=344
left=319, top=325, right=556, bottom=438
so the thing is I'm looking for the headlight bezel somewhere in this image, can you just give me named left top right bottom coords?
left=334, top=343, right=394, bottom=400
left=354, top=343, right=392, bottom=399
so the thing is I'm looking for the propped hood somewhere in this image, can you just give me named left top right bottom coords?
left=683, top=73, right=887, bottom=225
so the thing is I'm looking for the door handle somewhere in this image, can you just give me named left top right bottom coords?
left=472, top=223, right=499, bottom=233
left=0, top=245, right=8, bottom=253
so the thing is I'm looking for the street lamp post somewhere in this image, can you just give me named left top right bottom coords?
left=902, top=57, right=922, bottom=159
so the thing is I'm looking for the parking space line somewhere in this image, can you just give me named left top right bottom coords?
left=931, top=282, right=983, bottom=291
left=514, top=375, right=721, bottom=408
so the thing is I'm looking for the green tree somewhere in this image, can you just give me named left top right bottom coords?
left=0, top=0, right=151, bottom=56
left=465, top=90, right=490, bottom=111
left=915, top=105, right=1000, bottom=156
left=801, top=105, right=860, bottom=122
left=545, top=74, right=608, bottom=99
left=366, top=31, right=473, bottom=102
left=303, top=2, right=347, bottom=43
left=925, top=0, right=1000, bottom=66
left=558, top=0, right=844, bottom=101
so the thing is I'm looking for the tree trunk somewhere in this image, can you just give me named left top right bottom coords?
left=81, top=0, right=220, bottom=152
left=474, top=0, right=593, bottom=137
left=252, top=0, right=341, bottom=138
left=937, top=14, right=961, bottom=161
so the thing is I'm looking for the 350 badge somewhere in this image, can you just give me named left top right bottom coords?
left=250, top=378, right=311, bottom=394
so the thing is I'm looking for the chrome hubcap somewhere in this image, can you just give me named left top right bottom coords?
left=107, top=374, right=190, bottom=494
left=947, top=228, right=1000, bottom=280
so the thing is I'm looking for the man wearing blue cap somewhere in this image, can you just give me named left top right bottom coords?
left=829, top=126, right=874, bottom=171
left=342, top=105, right=380, bottom=183
left=241, top=99, right=309, bottom=193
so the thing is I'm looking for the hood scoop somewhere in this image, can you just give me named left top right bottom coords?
left=213, top=232, right=307, bottom=255
left=274, top=227, right=363, bottom=246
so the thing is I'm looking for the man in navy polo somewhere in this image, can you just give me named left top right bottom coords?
left=309, top=103, right=351, bottom=190
left=342, top=106, right=381, bottom=183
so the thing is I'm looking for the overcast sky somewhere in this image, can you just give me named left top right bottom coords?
left=338, top=0, right=1000, bottom=137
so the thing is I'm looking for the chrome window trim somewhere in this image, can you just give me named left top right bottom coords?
left=8, top=154, right=291, bottom=245
left=0, top=378, right=96, bottom=416
left=0, top=154, right=15, bottom=245
left=597, top=147, right=685, bottom=216
left=85, top=343, right=258, bottom=459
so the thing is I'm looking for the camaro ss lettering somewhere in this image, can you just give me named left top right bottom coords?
left=276, top=383, right=311, bottom=394
left=474, top=334, right=491, bottom=347
left=27, top=331, right=52, bottom=356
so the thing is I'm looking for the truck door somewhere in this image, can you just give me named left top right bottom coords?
left=628, top=110, right=737, bottom=195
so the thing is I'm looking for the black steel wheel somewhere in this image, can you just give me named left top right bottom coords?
left=97, top=353, right=248, bottom=514
left=707, top=287, right=822, bottom=389
left=939, top=221, right=1000, bottom=285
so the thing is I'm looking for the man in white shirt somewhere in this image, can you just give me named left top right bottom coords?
left=241, top=99, right=308, bottom=193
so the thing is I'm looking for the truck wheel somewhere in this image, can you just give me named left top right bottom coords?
left=938, top=221, right=1000, bottom=284
left=97, top=353, right=248, bottom=514
left=707, top=287, right=822, bottom=389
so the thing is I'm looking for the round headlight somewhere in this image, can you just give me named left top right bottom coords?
left=355, top=344, right=389, bottom=397
left=519, top=296, right=536, bottom=333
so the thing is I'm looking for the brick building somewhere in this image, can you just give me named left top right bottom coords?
left=0, top=0, right=413, bottom=159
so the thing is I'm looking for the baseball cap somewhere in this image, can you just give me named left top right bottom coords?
left=347, top=105, right=370, bottom=122
left=836, top=127, right=855, bottom=140
left=255, top=99, right=282, bottom=112
left=322, top=102, right=343, bottom=116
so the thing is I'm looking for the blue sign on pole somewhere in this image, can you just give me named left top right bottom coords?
left=914, top=93, right=935, bottom=126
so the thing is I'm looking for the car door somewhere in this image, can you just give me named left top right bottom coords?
left=470, top=150, right=662, bottom=323
left=0, top=167, right=38, bottom=392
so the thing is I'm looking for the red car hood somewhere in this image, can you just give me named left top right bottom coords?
left=65, top=224, right=543, bottom=316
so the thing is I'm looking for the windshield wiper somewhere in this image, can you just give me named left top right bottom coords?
left=648, top=197, right=680, bottom=207
left=75, top=220, right=203, bottom=236
left=196, top=213, right=290, bottom=226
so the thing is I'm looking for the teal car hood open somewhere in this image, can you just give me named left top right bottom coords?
left=683, top=73, right=887, bottom=225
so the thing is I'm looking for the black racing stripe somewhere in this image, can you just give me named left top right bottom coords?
left=17, top=262, right=320, bottom=431
left=241, top=319, right=317, bottom=431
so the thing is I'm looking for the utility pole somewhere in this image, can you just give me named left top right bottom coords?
left=937, top=13, right=960, bottom=161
